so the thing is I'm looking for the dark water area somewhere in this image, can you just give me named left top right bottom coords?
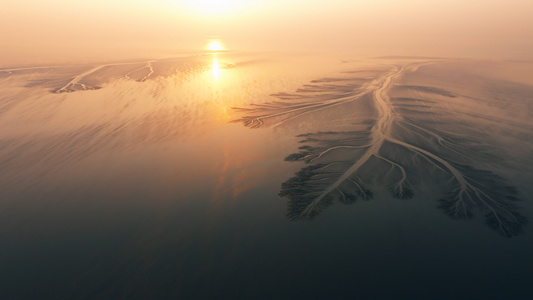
left=1, top=53, right=532, bottom=299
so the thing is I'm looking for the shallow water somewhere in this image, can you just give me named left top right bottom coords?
left=1, top=53, right=533, bottom=299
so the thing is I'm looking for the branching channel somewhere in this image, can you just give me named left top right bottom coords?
left=235, top=62, right=527, bottom=237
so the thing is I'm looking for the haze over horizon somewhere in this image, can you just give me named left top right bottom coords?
left=2, top=0, right=533, bottom=66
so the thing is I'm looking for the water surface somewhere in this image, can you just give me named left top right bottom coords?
left=1, top=53, right=533, bottom=299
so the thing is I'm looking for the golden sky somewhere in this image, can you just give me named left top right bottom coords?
left=1, top=0, right=532, bottom=65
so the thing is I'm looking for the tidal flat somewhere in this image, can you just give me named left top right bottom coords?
left=1, top=53, right=532, bottom=299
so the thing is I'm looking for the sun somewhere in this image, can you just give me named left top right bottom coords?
left=207, top=41, right=224, bottom=51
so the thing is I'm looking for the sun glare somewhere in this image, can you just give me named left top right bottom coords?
left=182, top=0, right=248, bottom=15
left=207, top=41, right=224, bottom=51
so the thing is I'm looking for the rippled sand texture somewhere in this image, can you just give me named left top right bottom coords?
left=236, top=58, right=533, bottom=237
left=0, top=54, right=281, bottom=190
left=0, top=58, right=206, bottom=187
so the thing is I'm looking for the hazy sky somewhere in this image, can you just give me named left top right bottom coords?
left=2, top=0, right=532, bottom=65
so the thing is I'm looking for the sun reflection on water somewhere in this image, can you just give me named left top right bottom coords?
left=212, top=56, right=221, bottom=80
